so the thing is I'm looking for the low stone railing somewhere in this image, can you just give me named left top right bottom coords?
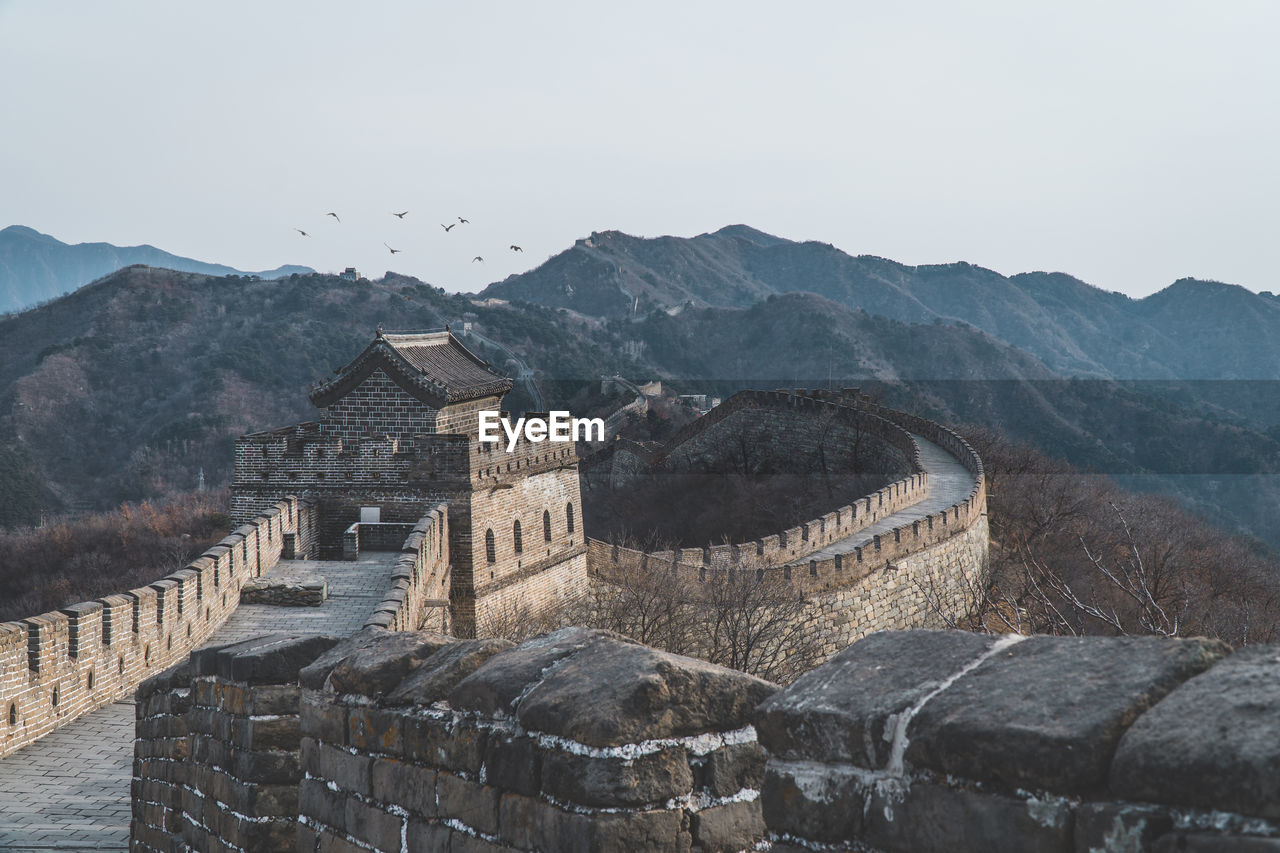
left=0, top=495, right=311, bottom=759
left=133, top=627, right=1280, bottom=852
left=589, top=389, right=986, bottom=601
left=360, top=505, right=451, bottom=634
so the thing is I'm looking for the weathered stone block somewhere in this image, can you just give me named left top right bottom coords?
left=437, top=772, right=500, bottom=836
left=196, top=633, right=341, bottom=684
left=299, top=776, right=347, bottom=833
left=755, top=629, right=997, bottom=766
left=247, top=684, right=301, bottom=716
left=558, top=807, right=691, bottom=852
left=1073, top=802, right=1172, bottom=853
left=695, top=742, right=766, bottom=798
left=449, top=627, right=631, bottom=716
left=345, top=796, right=402, bottom=852
left=301, top=692, right=348, bottom=744
left=1111, top=644, right=1280, bottom=820
left=862, top=782, right=1073, bottom=853
left=317, top=742, right=372, bottom=797
left=690, top=799, right=766, bottom=852
left=761, top=761, right=868, bottom=842
left=541, top=746, right=693, bottom=808
left=348, top=705, right=404, bottom=755
left=483, top=732, right=541, bottom=797
left=907, top=634, right=1227, bottom=793
left=231, top=747, right=301, bottom=785
left=231, top=714, right=301, bottom=752
left=514, top=634, right=777, bottom=747
left=386, top=638, right=514, bottom=706
left=406, top=819, right=453, bottom=853
left=326, top=630, right=455, bottom=697
left=401, top=714, right=487, bottom=774
left=371, top=757, right=437, bottom=818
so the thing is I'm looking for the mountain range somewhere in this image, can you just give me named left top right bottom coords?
left=483, top=225, right=1280, bottom=381
left=1, top=225, right=1279, bottom=551
left=0, top=225, right=311, bottom=314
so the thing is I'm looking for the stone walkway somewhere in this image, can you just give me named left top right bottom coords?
left=0, top=552, right=399, bottom=851
left=803, top=433, right=978, bottom=562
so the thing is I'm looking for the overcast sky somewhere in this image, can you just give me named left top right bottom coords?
left=2, top=1, right=1277, bottom=297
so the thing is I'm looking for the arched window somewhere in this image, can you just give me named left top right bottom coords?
left=566, top=502, right=575, bottom=534
left=543, top=510, right=552, bottom=542
left=485, top=529, right=496, bottom=563
left=513, top=520, right=523, bottom=554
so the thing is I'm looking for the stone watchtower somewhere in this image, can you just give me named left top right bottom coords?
left=230, top=329, right=588, bottom=636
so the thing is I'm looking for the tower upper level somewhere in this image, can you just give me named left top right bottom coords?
left=309, top=329, right=513, bottom=440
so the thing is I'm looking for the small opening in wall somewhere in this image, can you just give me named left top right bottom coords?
left=118, top=656, right=125, bottom=674
left=51, top=687, right=58, bottom=708
left=187, top=625, right=192, bottom=639
left=87, top=671, right=94, bottom=691
left=167, top=635, right=173, bottom=651
left=8, top=703, right=15, bottom=726
left=144, top=645, right=151, bottom=667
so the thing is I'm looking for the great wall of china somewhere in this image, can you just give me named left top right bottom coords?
left=9, top=329, right=1271, bottom=851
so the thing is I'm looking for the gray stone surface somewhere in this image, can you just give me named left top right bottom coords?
left=386, top=638, right=514, bottom=706
left=804, top=432, right=977, bottom=561
left=1111, top=644, right=1280, bottom=819
left=906, top=634, right=1227, bottom=793
left=514, top=634, right=778, bottom=747
left=240, top=574, right=327, bottom=606
left=862, top=782, right=1073, bottom=853
left=540, top=746, right=693, bottom=807
left=1073, top=802, right=1172, bottom=853
left=193, top=633, right=342, bottom=684
left=325, top=630, right=454, bottom=696
left=755, top=629, right=997, bottom=767
left=449, top=627, right=632, bottom=716
left=0, top=700, right=135, bottom=851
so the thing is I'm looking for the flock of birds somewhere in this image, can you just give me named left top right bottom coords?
left=293, top=211, right=522, bottom=266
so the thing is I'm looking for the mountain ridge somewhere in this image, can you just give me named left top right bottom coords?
left=0, top=225, right=312, bottom=314
left=481, top=225, right=1280, bottom=380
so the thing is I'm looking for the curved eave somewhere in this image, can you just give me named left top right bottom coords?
left=308, top=341, right=513, bottom=409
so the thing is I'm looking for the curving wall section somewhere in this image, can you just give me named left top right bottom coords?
left=588, top=389, right=989, bottom=654
left=0, top=496, right=312, bottom=759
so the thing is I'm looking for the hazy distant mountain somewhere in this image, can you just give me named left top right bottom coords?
left=482, top=225, right=1280, bottom=380
left=0, top=225, right=312, bottom=314
left=4, top=263, right=1280, bottom=551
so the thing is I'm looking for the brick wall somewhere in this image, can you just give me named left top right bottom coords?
left=0, top=496, right=307, bottom=760
left=134, top=628, right=1280, bottom=853
left=295, top=627, right=777, bottom=853
left=587, top=389, right=990, bottom=645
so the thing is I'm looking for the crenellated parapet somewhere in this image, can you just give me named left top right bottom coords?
left=0, top=496, right=313, bottom=759
left=588, top=389, right=989, bottom=653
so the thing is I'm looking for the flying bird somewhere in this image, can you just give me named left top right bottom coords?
left=384, top=243, right=402, bottom=254
left=509, top=245, right=522, bottom=252
left=326, top=212, right=340, bottom=222
left=458, top=217, right=469, bottom=224
left=295, top=229, right=309, bottom=236
left=392, top=211, right=408, bottom=219
left=441, top=223, right=456, bottom=232
left=472, top=256, right=483, bottom=263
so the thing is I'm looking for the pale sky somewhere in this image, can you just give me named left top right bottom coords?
left=2, top=1, right=1277, bottom=297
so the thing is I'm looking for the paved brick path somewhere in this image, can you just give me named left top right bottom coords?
left=801, top=433, right=978, bottom=562
left=0, top=552, right=398, bottom=851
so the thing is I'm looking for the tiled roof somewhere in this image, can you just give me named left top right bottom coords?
left=309, top=330, right=513, bottom=407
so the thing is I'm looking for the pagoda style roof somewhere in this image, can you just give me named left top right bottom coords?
left=308, top=329, right=513, bottom=408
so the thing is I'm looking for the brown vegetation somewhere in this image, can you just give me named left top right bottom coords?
left=0, top=490, right=229, bottom=623
left=480, top=542, right=822, bottom=684
left=924, top=430, right=1280, bottom=644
